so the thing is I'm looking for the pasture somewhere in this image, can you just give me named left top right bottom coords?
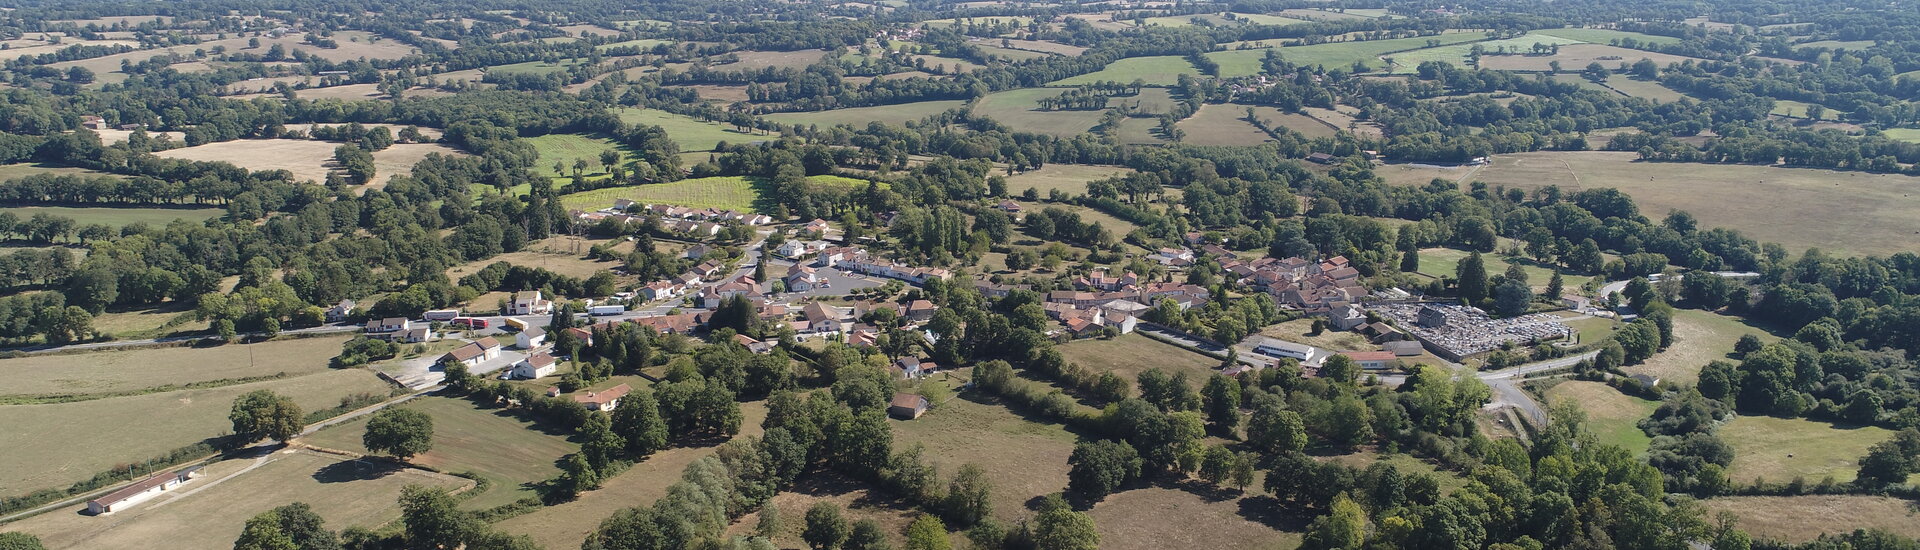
left=616, top=108, right=765, bottom=151
left=1885, top=128, right=1920, bottom=143
left=448, top=235, right=625, bottom=281
left=1177, top=104, right=1276, bottom=146
left=1534, top=28, right=1685, bottom=47
left=1415, top=247, right=1592, bottom=293
left=762, top=100, right=970, bottom=128
left=1004, top=164, right=1131, bottom=197
left=1386, top=32, right=1584, bottom=73
left=1247, top=105, right=1340, bottom=138
left=1702, top=495, right=1920, bottom=543
left=1474, top=44, right=1703, bottom=73
left=1087, top=484, right=1302, bottom=550
left=1207, top=32, right=1492, bottom=76
left=1721, top=416, right=1896, bottom=484
left=152, top=139, right=465, bottom=187
left=1467, top=151, right=1920, bottom=257
left=892, top=394, right=1078, bottom=521
left=0, top=206, right=221, bottom=229
left=1057, top=333, right=1222, bottom=387
left=672, top=84, right=750, bottom=103
left=1049, top=55, right=1201, bottom=86
left=0, top=368, right=394, bottom=493
left=1622, top=310, right=1776, bottom=385
left=1543, top=380, right=1656, bottom=454
left=0, top=335, right=352, bottom=400
left=994, top=38, right=1087, bottom=56
left=6, top=449, right=468, bottom=550
left=971, top=88, right=1108, bottom=137
left=526, top=133, right=631, bottom=178
left=558, top=176, right=765, bottom=212
left=1771, top=99, right=1841, bottom=120
left=301, top=396, right=579, bottom=510
left=1112, top=117, right=1168, bottom=145
left=0, top=163, right=119, bottom=181
left=1599, top=74, right=1689, bottom=102
left=713, top=49, right=831, bottom=72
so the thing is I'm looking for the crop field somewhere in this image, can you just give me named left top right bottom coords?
left=1468, top=151, right=1920, bottom=257
left=1058, top=333, right=1221, bottom=386
left=495, top=402, right=767, bottom=550
left=1543, top=380, right=1656, bottom=454
left=762, top=100, right=969, bottom=128
left=1207, top=32, right=1492, bottom=76
left=0, top=335, right=352, bottom=400
left=1177, top=104, right=1276, bottom=146
left=0, top=205, right=221, bottom=229
left=616, top=108, right=765, bottom=151
left=1003, top=164, right=1131, bottom=197
left=1139, top=13, right=1307, bottom=27
left=6, top=449, right=468, bottom=550
left=1702, top=496, right=1920, bottom=543
left=1050, top=55, right=1201, bottom=86
left=1474, top=44, right=1703, bottom=73
left=892, top=394, right=1079, bottom=521
left=153, top=139, right=465, bottom=187
left=301, top=396, right=579, bottom=510
left=975, top=44, right=1052, bottom=61
left=971, top=88, right=1108, bottom=136
left=1088, top=484, right=1302, bottom=550
left=714, top=49, right=831, bottom=72
left=0, top=368, right=393, bottom=493
left=1721, top=416, right=1898, bottom=484
left=1623, top=310, right=1776, bottom=385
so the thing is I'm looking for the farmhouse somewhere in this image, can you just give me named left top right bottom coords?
left=889, top=393, right=931, bottom=419
left=86, top=466, right=203, bottom=515
left=573, top=383, right=632, bottom=411
left=508, top=290, right=553, bottom=315
left=510, top=352, right=559, bottom=380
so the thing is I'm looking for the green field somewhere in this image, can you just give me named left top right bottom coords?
left=1544, top=380, right=1656, bottom=454
left=762, top=100, right=969, bottom=128
left=970, top=88, right=1108, bottom=137
left=0, top=335, right=351, bottom=400
left=1178, top=104, right=1278, bottom=146
left=1798, top=39, right=1876, bottom=50
left=891, top=393, right=1078, bottom=522
left=616, top=107, right=765, bottom=151
left=1885, top=128, right=1920, bottom=143
left=1057, top=333, right=1221, bottom=387
left=596, top=38, right=671, bottom=51
left=1603, top=74, right=1688, bottom=102
left=1003, top=164, right=1131, bottom=197
left=0, top=163, right=119, bottom=181
left=302, top=395, right=579, bottom=510
left=559, top=174, right=870, bottom=213
left=1534, top=28, right=1684, bottom=47
left=1623, top=309, right=1777, bottom=385
left=0, top=205, right=223, bottom=228
left=1138, top=13, right=1307, bottom=28
left=1721, top=416, right=1900, bottom=484
left=1416, top=247, right=1592, bottom=293
left=1386, top=32, right=1585, bottom=73
left=920, top=15, right=1033, bottom=28
left=1770, top=99, right=1840, bottom=120
left=526, top=133, right=633, bottom=178
left=487, top=58, right=590, bottom=75
left=1207, top=32, right=1491, bottom=76
left=1050, top=55, right=1201, bottom=86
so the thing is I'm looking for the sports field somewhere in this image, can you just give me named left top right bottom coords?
left=1468, top=151, right=1920, bottom=257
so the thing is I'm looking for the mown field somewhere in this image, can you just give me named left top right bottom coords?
left=1721, top=416, right=1898, bottom=484
left=1057, top=333, right=1221, bottom=387
left=1207, top=32, right=1492, bottom=77
left=153, top=139, right=465, bottom=188
left=558, top=175, right=862, bottom=213
left=1474, top=43, right=1703, bottom=73
left=892, top=393, right=1079, bottom=522
left=1543, top=380, right=1657, bottom=454
left=1003, top=164, right=1131, bottom=197
left=616, top=108, right=766, bottom=151
left=1050, top=55, right=1201, bottom=86
left=1702, top=495, right=1920, bottom=543
left=0, top=335, right=351, bottom=399
left=1177, top=104, right=1276, bottom=146
left=762, top=100, right=970, bottom=128
left=1468, top=151, right=1920, bottom=257
left=1623, top=309, right=1777, bottom=385
left=971, top=88, right=1108, bottom=137
left=7, top=449, right=467, bottom=550
left=0, top=205, right=222, bottom=229
left=302, top=395, right=579, bottom=510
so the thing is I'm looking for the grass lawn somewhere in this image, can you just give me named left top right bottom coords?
left=1207, top=32, right=1491, bottom=76
left=1003, top=164, right=1131, bottom=197
left=892, top=393, right=1079, bottom=521
left=762, top=100, right=969, bottom=128
left=1087, top=482, right=1303, bottom=550
left=1260, top=318, right=1372, bottom=352
left=1416, top=247, right=1591, bottom=293
left=0, top=368, right=394, bottom=493
left=495, top=401, right=768, bottom=550
left=558, top=175, right=857, bottom=213
left=0, top=335, right=352, bottom=399
left=971, top=88, right=1109, bottom=137
left=615, top=107, right=765, bottom=151
left=301, top=396, right=579, bottom=510
left=0, top=205, right=222, bottom=229
left=1702, top=495, right=1920, bottom=543
left=1721, top=416, right=1898, bottom=485
left=1543, top=380, right=1656, bottom=455
left=6, top=449, right=468, bottom=550
left=1623, top=309, right=1777, bottom=385
left=1050, top=56, right=1201, bottom=86
left=1057, top=333, right=1222, bottom=387
left=1563, top=315, right=1618, bottom=346
left=1469, top=151, right=1920, bottom=257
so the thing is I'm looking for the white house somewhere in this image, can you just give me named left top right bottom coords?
left=573, top=383, right=632, bottom=411
left=510, top=352, right=559, bottom=380
left=515, top=326, right=547, bottom=349
left=86, top=466, right=202, bottom=515
left=785, top=264, right=821, bottom=292
left=507, top=291, right=552, bottom=315
left=365, top=317, right=411, bottom=333
left=326, top=299, right=356, bottom=322
left=641, top=280, right=683, bottom=301
left=1252, top=337, right=1317, bottom=363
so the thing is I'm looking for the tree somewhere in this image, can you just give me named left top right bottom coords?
left=230, top=390, right=305, bottom=443
left=1456, top=252, right=1488, bottom=304
left=400, top=484, right=474, bottom=549
left=0, top=533, right=46, bottom=550
left=757, top=503, right=785, bottom=538
left=944, top=464, right=993, bottom=527
left=1200, top=374, right=1241, bottom=433
left=847, top=519, right=891, bottom=550
left=1247, top=405, right=1307, bottom=454
left=1856, top=429, right=1920, bottom=488
left=612, top=390, right=669, bottom=458
left=804, top=502, right=850, bottom=550
left=234, top=511, right=298, bottom=550
left=250, top=502, right=339, bottom=550
left=1066, top=440, right=1141, bottom=500
left=560, top=453, right=600, bottom=496
left=1299, top=494, right=1367, bottom=550
left=1544, top=271, right=1565, bottom=301
left=364, top=408, right=434, bottom=459
left=1032, top=505, right=1099, bottom=550
left=905, top=515, right=951, bottom=550
left=1320, top=355, right=1359, bottom=384
left=1493, top=278, right=1532, bottom=316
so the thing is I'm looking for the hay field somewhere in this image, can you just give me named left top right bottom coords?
left=1058, top=333, right=1221, bottom=387
left=617, top=108, right=765, bottom=151
left=1050, top=55, right=1200, bottom=86
left=1088, top=483, right=1303, bottom=550
left=7, top=449, right=468, bottom=550
left=1004, top=164, right=1131, bottom=197
left=1475, top=44, right=1702, bottom=72
left=1543, top=380, right=1656, bottom=454
left=1702, top=495, right=1920, bottom=543
left=0, top=336, right=351, bottom=399
left=0, top=368, right=394, bottom=493
left=1468, top=151, right=1920, bottom=257
left=1600, top=74, right=1689, bottom=102
left=763, top=100, right=969, bottom=128
left=300, top=396, right=579, bottom=510
left=713, top=49, right=830, bottom=72
left=892, top=394, right=1078, bottom=522
left=1112, top=117, right=1167, bottom=145
left=152, top=139, right=465, bottom=187
left=1622, top=310, right=1776, bottom=385
left=1177, top=104, right=1277, bottom=146
left=971, top=88, right=1107, bottom=137
left=1721, top=416, right=1897, bottom=484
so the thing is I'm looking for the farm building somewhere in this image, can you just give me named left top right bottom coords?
left=443, top=337, right=503, bottom=368
left=86, top=466, right=203, bottom=515
left=1252, top=337, right=1318, bottom=363
left=889, top=393, right=931, bottom=419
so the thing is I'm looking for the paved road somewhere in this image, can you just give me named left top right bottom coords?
left=1473, top=350, right=1599, bottom=428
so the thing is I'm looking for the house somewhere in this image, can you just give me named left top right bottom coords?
left=906, top=299, right=938, bottom=322
left=805, top=218, right=831, bottom=235
left=1063, top=317, right=1100, bottom=338
left=1252, top=337, right=1318, bottom=363
left=509, top=352, right=559, bottom=380
left=86, top=466, right=203, bottom=515
left=565, top=326, right=594, bottom=347
left=889, top=393, right=931, bottom=419
left=702, top=276, right=761, bottom=308
left=1340, top=351, right=1398, bottom=370
left=1383, top=340, right=1424, bottom=357
left=632, top=312, right=707, bottom=334
left=1101, top=310, right=1138, bottom=334
left=1306, top=152, right=1336, bottom=164
left=994, top=200, right=1023, bottom=214
left=80, top=115, right=106, bottom=130
left=573, top=383, right=632, bottom=411
left=442, top=337, right=504, bottom=368
left=640, top=280, right=683, bottom=301
left=800, top=302, right=852, bottom=334
left=391, top=327, right=434, bottom=343
left=1329, top=304, right=1368, bottom=331
left=684, top=244, right=713, bottom=259
left=508, top=291, right=552, bottom=316
left=733, top=333, right=774, bottom=353
left=1561, top=294, right=1591, bottom=311
left=785, top=264, right=821, bottom=292
left=515, top=326, right=547, bottom=349
left=775, top=240, right=811, bottom=258
left=326, top=299, right=356, bottom=322
left=611, top=198, right=638, bottom=212
left=365, top=317, right=411, bottom=333
left=895, top=356, right=926, bottom=378
left=1629, top=373, right=1661, bottom=388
